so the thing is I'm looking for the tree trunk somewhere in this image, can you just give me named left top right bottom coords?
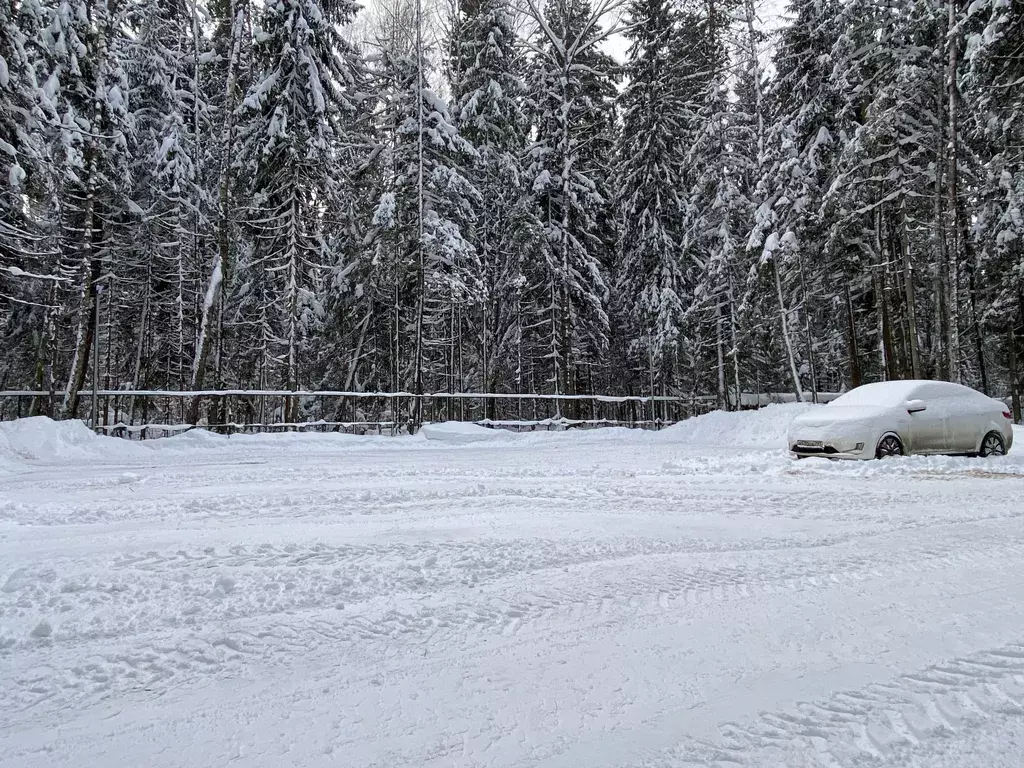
left=845, top=280, right=862, bottom=389
left=128, top=279, right=151, bottom=424
left=898, top=195, right=921, bottom=378
left=31, top=280, right=60, bottom=417
left=64, top=235, right=101, bottom=418
left=946, top=0, right=961, bottom=383
left=728, top=276, right=741, bottom=410
left=715, top=301, right=726, bottom=410
left=796, top=248, right=818, bottom=402
left=189, top=0, right=244, bottom=422
left=411, top=0, right=426, bottom=430
left=1009, top=321, right=1021, bottom=424
left=959, top=199, right=987, bottom=393
left=64, top=0, right=111, bottom=417
left=772, top=257, right=804, bottom=401
left=874, top=206, right=893, bottom=380
left=933, top=76, right=948, bottom=380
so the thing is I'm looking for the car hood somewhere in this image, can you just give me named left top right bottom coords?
left=790, top=405, right=890, bottom=429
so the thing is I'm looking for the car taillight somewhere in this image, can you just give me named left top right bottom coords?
left=1003, top=411, right=1013, bottom=420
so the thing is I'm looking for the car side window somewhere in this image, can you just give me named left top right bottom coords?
left=912, top=383, right=945, bottom=400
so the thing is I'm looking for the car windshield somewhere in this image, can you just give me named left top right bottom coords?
left=828, top=382, right=919, bottom=408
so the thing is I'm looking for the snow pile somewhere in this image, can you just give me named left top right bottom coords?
left=783, top=450, right=1024, bottom=478
left=0, top=417, right=117, bottom=465
left=659, top=403, right=817, bottom=448
left=420, top=421, right=516, bottom=445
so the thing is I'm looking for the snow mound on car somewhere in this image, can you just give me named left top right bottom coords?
left=659, top=402, right=817, bottom=448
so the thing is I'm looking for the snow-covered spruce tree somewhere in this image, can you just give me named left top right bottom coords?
left=0, top=0, right=56, bottom=392
left=523, top=0, right=620, bottom=406
left=235, top=0, right=366, bottom=419
left=674, top=0, right=757, bottom=409
left=613, top=0, right=689, bottom=400
left=189, top=0, right=253, bottom=415
left=450, top=0, right=543, bottom=410
left=40, top=0, right=133, bottom=417
left=752, top=0, right=848, bottom=401
left=314, top=60, right=377, bottom=413
left=716, top=0, right=779, bottom=405
left=125, top=0, right=209, bottom=393
left=822, top=0, right=948, bottom=386
left=965, top=0, right=1024, bottom=416
left=367, top=41, right=480, bottom=413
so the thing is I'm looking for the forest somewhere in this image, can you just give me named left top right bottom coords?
left=1, top=0, right=1023, bottom=422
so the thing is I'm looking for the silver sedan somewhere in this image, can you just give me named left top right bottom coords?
left=788, top=380, right=1015, bottom=460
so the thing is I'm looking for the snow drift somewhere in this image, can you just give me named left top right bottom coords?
left=659, top=402, right=816, bottom=448
left=0, top=417, right=409, bottom=473
left=0, top=416, right=123, bottom=467
left=420, top=421, right=516, bottom=445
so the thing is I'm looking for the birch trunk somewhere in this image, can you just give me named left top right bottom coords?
left=772, top=257, right=804, bottom=401
left=189, top=0, right=245, bottom=421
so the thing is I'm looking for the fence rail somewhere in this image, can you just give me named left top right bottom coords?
left=0, top=389, right=836, bottom=437
left=0, top=389, right=722, bottom=436
left=0, top=389, right=694, bottom=401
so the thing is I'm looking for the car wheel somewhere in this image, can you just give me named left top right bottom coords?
left=980, top=431, right=1006, bottom=457
left=875, top=434, right=903, bottom=459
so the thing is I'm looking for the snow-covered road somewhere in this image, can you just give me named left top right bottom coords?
left=2, top=410, right=1024, bottom=767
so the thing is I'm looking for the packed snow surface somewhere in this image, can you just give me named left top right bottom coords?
left=3, top=410, right=1024, bottom=768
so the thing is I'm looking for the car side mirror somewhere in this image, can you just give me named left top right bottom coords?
left=905, top=399, right=927, bottom=414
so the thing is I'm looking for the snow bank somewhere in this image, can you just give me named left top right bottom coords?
left=420, top=421, right=515, bottom=445
left=0, top=417, right=415, bottom=472
left=658, top=403, right=816, bottom=448
left=0, top=416, right=129, bottom=466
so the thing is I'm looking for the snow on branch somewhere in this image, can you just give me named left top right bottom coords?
left=1, top=265, right=68, bottom=282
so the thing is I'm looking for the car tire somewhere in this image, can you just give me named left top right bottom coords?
left=875, top=434, right=903, bottom=460
left=979, top=431, right=1006, bottom=458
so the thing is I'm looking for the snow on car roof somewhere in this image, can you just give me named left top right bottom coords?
left=829, top=380, right=960, bottom=407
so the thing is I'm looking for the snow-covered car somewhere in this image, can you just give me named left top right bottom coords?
left=788, top=380, right=1014, bottom=460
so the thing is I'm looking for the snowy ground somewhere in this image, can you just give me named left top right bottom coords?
left=2, top=409, right=1024, bottom=768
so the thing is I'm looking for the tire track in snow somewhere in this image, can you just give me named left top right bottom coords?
left=4, top=525, right=1024, bottom=721
left=635, top=642, right=1024, bottom=767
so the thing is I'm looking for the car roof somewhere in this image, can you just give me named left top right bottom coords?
left=833, top=380, right=983, bottom=405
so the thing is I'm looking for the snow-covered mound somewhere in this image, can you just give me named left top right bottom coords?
left=420, top=421, right=515, bottom=445
left=0, top=416, right=113, bottom=465
left=659, top=402, right=816, bottom=448
left=0, top=417, right=408, bottom=472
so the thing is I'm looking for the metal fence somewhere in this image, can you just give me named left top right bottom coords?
left=0, top=389, right=722, bottom=437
